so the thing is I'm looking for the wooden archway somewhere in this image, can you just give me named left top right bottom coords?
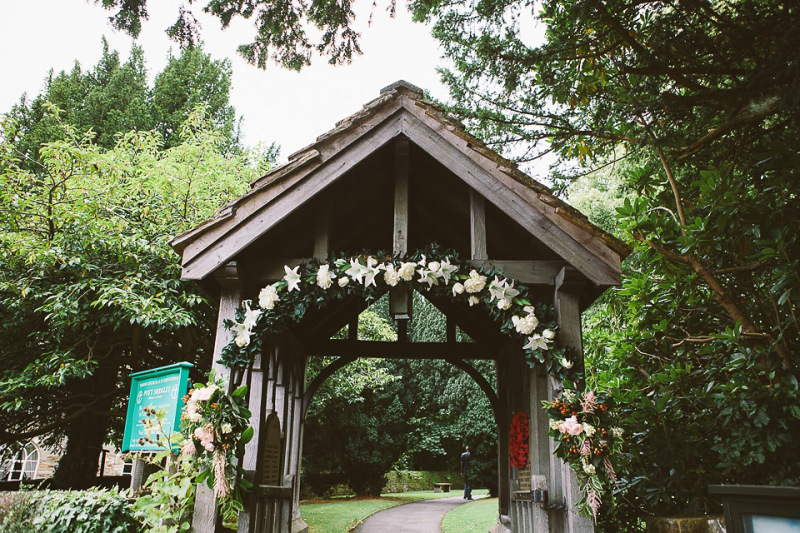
left=172, top=81, right=630, bottom=533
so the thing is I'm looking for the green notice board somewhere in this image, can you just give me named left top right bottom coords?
left=122, top=362, right=192, bottom=452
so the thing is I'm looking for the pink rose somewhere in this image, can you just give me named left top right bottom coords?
left=559, top=416, right=584, bottom=436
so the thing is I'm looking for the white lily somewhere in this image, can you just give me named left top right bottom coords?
left=345, top=258, right=369, bottom=284
left=468, top=295, right=481, bottom=306
left=242, top=300, right=262, bottom=329
left=284, top=265, right=301, bottom=292
left=362, top=257, right=385, bottom=287
left=489, top=276, right=520, bottom=303
left=523, top=334, right=549, bottom=351
left=232, top=322, right=251, bottom=347
left=439, top=257, right=458, bottom=284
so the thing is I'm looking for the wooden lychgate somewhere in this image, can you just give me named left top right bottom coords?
left=172, top=81, right=629, bottom=533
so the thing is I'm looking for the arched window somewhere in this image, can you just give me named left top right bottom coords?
left=7, top=442, right=40, bottom=481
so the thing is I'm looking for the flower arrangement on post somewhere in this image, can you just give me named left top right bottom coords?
left=220, top=245, right=579, bottom=383
left=509, top=411, right=530, bottom=469
left=543, top=389, right=623, bottom=521
left=179, top=375, right=254, bottom=528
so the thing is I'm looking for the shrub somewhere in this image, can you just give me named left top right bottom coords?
left=0, top=488, right=136, bottom=533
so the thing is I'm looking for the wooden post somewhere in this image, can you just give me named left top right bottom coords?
left=193, top=262, right=242, bottom=533
left=553, top=267, right=593, bottom=533
left=470, top=189, right=487, bottom=261
left=393, top=137, right=409, bottom=255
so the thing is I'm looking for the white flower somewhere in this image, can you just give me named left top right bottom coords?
left=583, top=463, right=596, bottom=475
left=584, top=424, right=596, bottom=437
left=316, top=264, right=333, bottom=290
left=543, top=329, right=556, bottom=341
left=512, top=314, right=538, bottom=335
left=468, top=295, right=481, bottom=306
left=398, top=262, right=417, bottom=281
left=259, top=284, right=280, bottom=310
left=221, top=423, right=233, bottom=434
left=561, top=358, right=573, bottom=369
left=439, top=258, right=458, bottom=284
left=563, top=390, right=576, bottom=402
left=345, top=258, right=369, bottom=284
left=418, top=254, right=427, bottom=267
left=497, top=298, right=512, bottom=310
left=549, top=419, right=561, bottom=431
left=611, top=427, right=624, bottom=438
left=284, top=265, right=301, bottom=292
left=464, top=270, right=487, bottom=293
left=428, top=261, right=441, bottom=273
left=338, top=276, right=350, bottom=287
left=363, top=257, right=384, bottom=288
left=384, top=264, right=401, bottom=287
left=523, top=334, right=549, bottom=351
left=417, top=266, right=442, bottom=288
left=232, top=322, right=251, bottom=347
left=242, top=300, right=262, bottom=329
left=452, top=282, right=465, bottom=296
left=488, top=276, right=520, bottom=303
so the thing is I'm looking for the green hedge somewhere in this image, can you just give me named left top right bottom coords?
left=0, top=488, right=136, bottom=533
left=383, top=470, right=463, bottom=493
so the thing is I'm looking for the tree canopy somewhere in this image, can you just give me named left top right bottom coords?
left=0, top=105, right=271, bottom=487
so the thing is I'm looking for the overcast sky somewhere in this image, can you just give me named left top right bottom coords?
left=0, top=0, right=448, bottom=159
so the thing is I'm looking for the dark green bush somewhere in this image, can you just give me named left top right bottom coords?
left=0, top=488, right=136, bottom=533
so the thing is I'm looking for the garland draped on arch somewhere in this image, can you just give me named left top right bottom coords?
left=219, top=245, right=580, bottom=383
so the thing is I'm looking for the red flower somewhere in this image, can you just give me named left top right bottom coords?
left=509, top=411, right=530, bottom=469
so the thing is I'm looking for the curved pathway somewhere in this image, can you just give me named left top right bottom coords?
left=354, top=495, right=476, bottom=533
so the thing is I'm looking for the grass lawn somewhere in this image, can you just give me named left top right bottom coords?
left=441, top=496, right=498, bottom=533
left=300, top=489, right=489, bottom=533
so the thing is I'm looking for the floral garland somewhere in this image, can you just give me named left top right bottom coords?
left=178, top=375, right=254, bottom=528
left=543, top=389, right=623, bottom=521
left=220, top=246, right=580, bottom=382
left=509, top=411, right=530, bottom=469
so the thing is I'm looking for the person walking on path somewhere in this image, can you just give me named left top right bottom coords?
left=460, top=445, right=472, bottom=500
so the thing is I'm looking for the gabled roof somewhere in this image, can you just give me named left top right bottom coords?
left=171, top=80, right=630, bottom=287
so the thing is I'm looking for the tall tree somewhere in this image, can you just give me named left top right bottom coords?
left=151, top=44, right=240, bottom=150
left=407, top=0, right=800, bottom=525
left=0, top=108, right=268, bottom=488
left=6, top=39, right=243, bottom=163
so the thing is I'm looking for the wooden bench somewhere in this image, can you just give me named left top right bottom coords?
left=433, top=482, right=452, bottom=493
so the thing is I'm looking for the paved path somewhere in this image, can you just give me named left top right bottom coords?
left=354, top=495, right=477, bottom=533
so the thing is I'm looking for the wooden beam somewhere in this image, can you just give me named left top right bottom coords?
left=302, top=355, right=356, bottom=418
left=304, top=340, right=500, bottom=359
left=397, top=111, right=621, bottom=287
left=447, top=358, right=500, bottom=418
left=181, top=112, right=407, bottom=280
left=393, top=136, right=409, bottom=255
left=468, top=260, right=571, bottom=286
left=470, top=189, right=487, bottom=260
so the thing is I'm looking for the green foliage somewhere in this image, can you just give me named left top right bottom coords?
left=0, top=488, right=137, bottom=533
left=410, top=0, right=800, bottom=527
left=6, top=39, right=243, bottom=163
left=0, top=106, right=266, bottom=486
left=98, top=0, right=370, bottom=70
left=383, top=470, right=463, bottom=493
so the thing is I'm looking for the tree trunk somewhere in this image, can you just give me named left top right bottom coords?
left=51, top=355, right=120, bottom=489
